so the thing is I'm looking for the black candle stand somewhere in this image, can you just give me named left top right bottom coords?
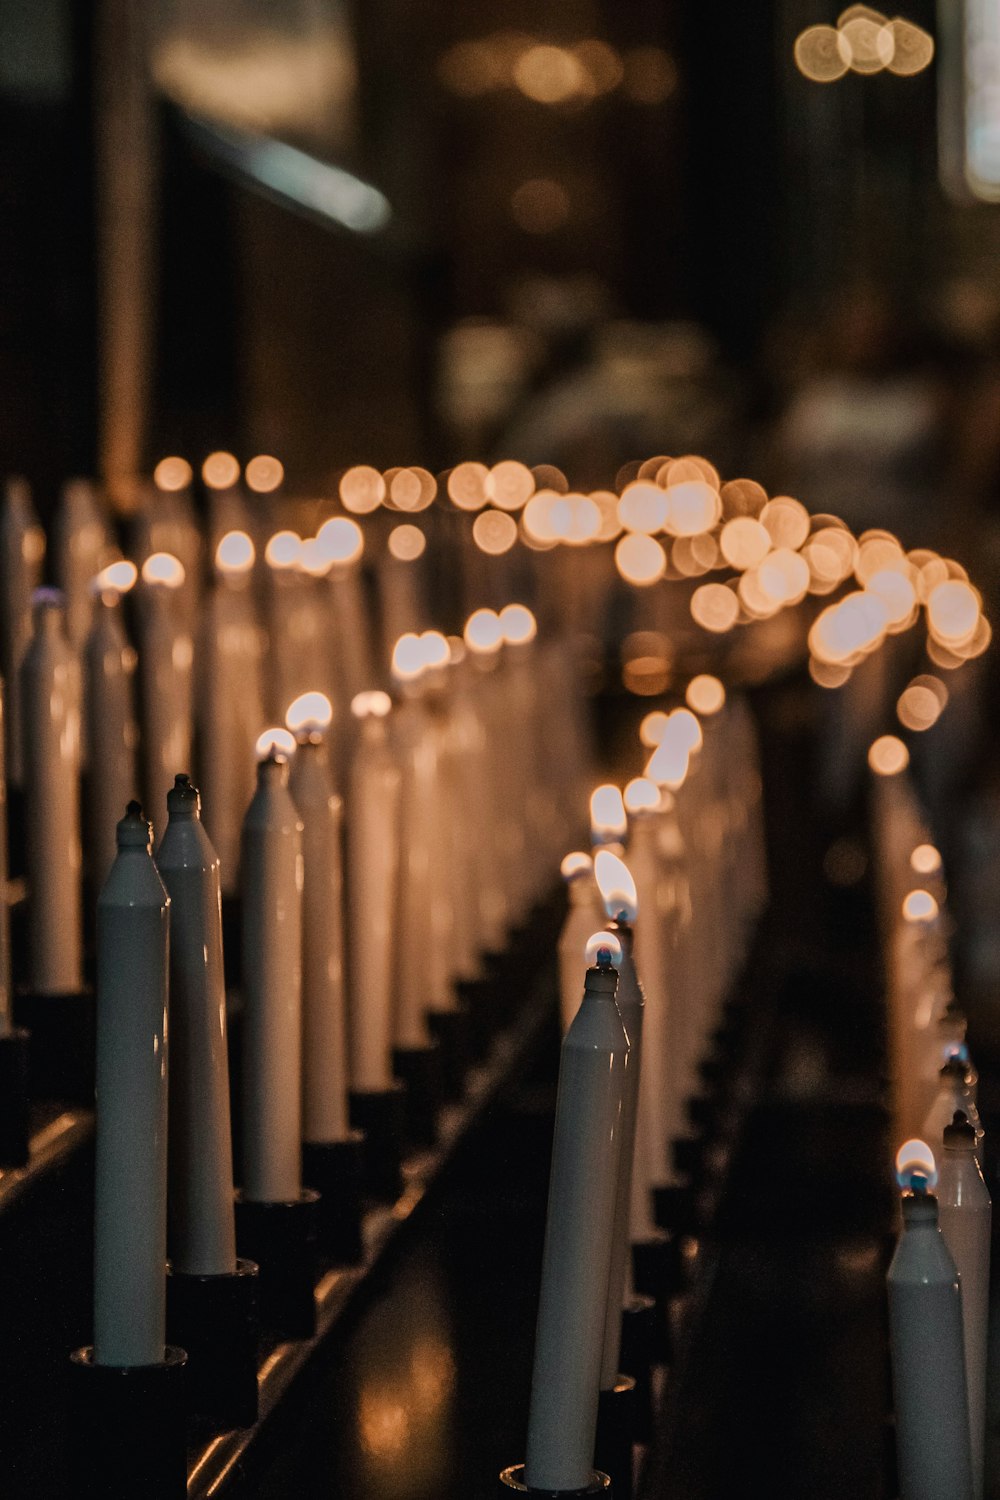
left=426, top=1004, right=473, bottom=1099
left=66, top=1344, right=188, bottom=1500
left=498, top=1464, right=611, bottom=1499
left=619, top=1295, right=657, bottom=1442
left=348, top=1082, right=406, bottom=1201
left=166, top=1258, right=260, bottom=1430
left=392, top=1040, right=444, bottom=1148
left=14, top=988, right=95, bottom=1105
left=595, top=1374, right=637, bottom=1500
left=0, top=1025, right=30, bottom=1165
left=234, top=1189, right=319, bottom=1340
left=302, top=1133, right=366, bottom=1263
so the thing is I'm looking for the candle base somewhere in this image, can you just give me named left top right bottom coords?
left=498, top=1464, right=611, bottom=1498
left=652, top=1182, right=695, bottom=1234
left=595, top=1375, right=637, bottom=1500
left=234, top=1190, right=319, bottom=1340
left=165, top=1259, right=260, bottom=1430
left=619, top=1295, right=656, bottom=1442
left=15, top=988, right=94, bottom=1105
left=631, top=1233, right=682, bottom=1363
left=348, top=1085, right=405, bottom=1203
left=425, top=1005, right=472, bottom=1100
left=0, top=1026, right=30, bottom=1166
left=392, top=1041, right=443, bottom=1149
left=67, top=1345, right=188, bottom=1500
left=302, top=1134, right=365, bottom=1264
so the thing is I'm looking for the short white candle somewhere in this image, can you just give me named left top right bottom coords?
left=157, top=775, right=237, bottom=1277
left=93, top=802, right=170, bottom=1367
left=346, top=691, right=400, bottom=1092
left=888, top=1143, right=974, bottom=1500
left=137, top=554, right=193, bottom=841
left=22, top=590, right=83, bottom=995
left=0, top=478, right=45, bottom=788
left=524, top=932, right=629, bottom=1493
left=84, top=564, right=140, bottom=890
left=241, top=736, right=304, bottom=1202
left=286, top=693, right=350, bottom=1144
left=938, top=1114, right=991, bottom=1500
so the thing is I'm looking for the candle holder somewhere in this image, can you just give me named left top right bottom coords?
left=66, top=1344, right=188, bottom=1499
left=619, top=1294, right=656, bottom=1442
left=392, top=1040, right=443, bottom=1149
left=348, top=1083, right=406, bottom=1202
left=302, top=1133, right=365, bottom=1264
left=15, top=988, right=94, bottom=1104
left=0, top=1025, right=30, bottom=1165
left=594, top=1374, right=637, bottom=1500
left=166, top=1258, right=260, bottom=1430
left=234, top=1189, right=319, bottom=1340
left=425, top=1005, right=472, bottom=1100
left=498, top=1465, right=611, bottom=1499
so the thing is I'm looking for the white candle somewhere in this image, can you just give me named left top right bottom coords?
left=922, top=1056, right=983, bottom=1157
left=286, top=694, right=350, bottom=1144
left=93, top=802, right=170, bottom=1367
left=241, top=738, right=304, bottom=1202
left=557, top=854, right=602, bottom=1034
left=53, top=478, right=111, bottom=652
left=0, top=478, right=45, bottom=788
left=417, top=633, right=457, bottom=1014
left=391, top=638, right=435, bottom=1050
left=524, top=933, right=629, bottom=1493
left=157, top=775, right=237, bottom=1276
left=137, top=554, right=193, bottom=841
left=313, top=518, right=372, bottom=709
left=22, top=590, right=83, bottom=995
left=84, top=564, right=140, bottom=891
left=460, top=612, right=508, bottom=950
left=888, top=1143, right=974, bottom=1500
left=938, top=1114, right=991, bottom=1500
left=347, top=691, right=400, bottom=1092
left=264, top=534, right=325, bottom=721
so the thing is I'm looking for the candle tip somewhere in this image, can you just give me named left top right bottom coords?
left=167, top=774, right=201, bottom=816
left=895, top=1138, right=937, bottom=1191
left=585, top=930, right=623, bottom=970
left=117, top=801, right=153, bottom=849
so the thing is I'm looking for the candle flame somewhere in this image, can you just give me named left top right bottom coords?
left=624, top=777, right=660, bottom=814
left=255, top=727, right=296, bottom=760
left=585, top=929, right=623, bottom=969
left=639, top=710, right=670, bottom=747
left=560, top=851, right=593, bottom=881
left=902, top=889, right=938, bottom=924
left=315, top=516, right=364, bottom=566
left=265, top=530, right=303, bottom=570
left=93, top=560, right=138, bottom=596
left=686, top=674, right=726, bottom=715
left=895, top=1138, right=937, bottom=1190
left=202, top=451, right=241, bottom=490
left=668, top=708, right=703, bottom=754
left=594, top=849, right=639, bottom=923
left=245, top=455, right=284, bottom=494
left=215, top=530, right=255, bottom=574
left=419, top=630, right=450, bottom=670
left=868, top=734, right=909, bottom=776
left=392, top=632, right=427, bottom=681
left=351, top=690, right=392, bottom=719
left=910, top=843, right=942, bottom=876
left=286, top=691, right=334, bottom=733
left=464, top=608, right=503, bottom=653
left=499, top=603, right=537, bottom=644
left=153, top=456, right=193, bottom=492
left=590, top=784, right=627, bottom=842
left=141, top=552, right=185, bottom=588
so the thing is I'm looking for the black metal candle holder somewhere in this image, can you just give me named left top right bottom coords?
left=66, top=1344, right=188, bottom=1499
left=594, top=1374, right=637, bottom=1500
left=348, top=1083, right=406, bottom=1202
left=302, top=1132, right=366, bottom=1263
left=234, top=1189, right=319, bottom=1340
left=392, top=1040, right=443, bottom=1149
left=166, top=1258, right=260, bottom=1430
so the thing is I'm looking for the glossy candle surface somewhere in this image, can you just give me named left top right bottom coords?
left=393, top=699, right=435, bottom=1049
left=241, top=754, right=304, bottom=1202
left=138, top=581, right=193, bottom=841
left=347, top=707, right=400, bottom=1091
left=22, top=594, right=83, bottom=994
left=84, top=594, right=139, bottom=890
left=290, top=737, right=350, bottom=1142
left=888, top=1191, right=974, bottom=1500
left=524, top=961, right=629, bottom=1493
left=938, top=1122, right=991, bottom=1500
left=600, top=924, right=642, bottom=1389
left=558, top=875, right=603, bottom=1034
left=93, top=804, right=170, bottom=1367
left=158, top=776, right=237, bottom=1276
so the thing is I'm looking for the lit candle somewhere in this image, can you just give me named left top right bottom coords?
left=462, top=610, right=508, bottom=950
left=417, top=632, right=458, bottom=1017
left=137, top=553, right=193, bottom=840
left=53, top=478, right=111, bottom=652
left=0, top=478, right=45, bottom=788
left=84, top=563, right=140, bottom=891
left=347, top=691, right=400, bottom=1092
left=241, top=734, right=304, bottom=1202
left=313, top=518, right=372, bottom=712
left=264, top=533, right=326, bottom=721
left=557, top=854, right=603, bottom=1033
left=590, top=783, right=627, bottom=852
left=922, top=1055, right=983, bottom=1157
left=888, top=1141, right=974, bottom=1500
left=286, top=692, right=350, bottom=1145
left=938, top=1113, right=991, bottom=1500
left=93, top=802, right=170, bottom=1366
left=157, top=776, right=237, bottom=1276
left=391, top=636, right=435, bottom=1052
left=524, top=933, right=629, bottom=1493
left=22, top=590, right=83, bottom=994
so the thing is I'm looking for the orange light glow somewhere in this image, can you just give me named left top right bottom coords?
left=902, top=889, right=939, bottom=923
left=691, top=582, right=739, bottom=633
left=245, top=455, right=284, bottom=493
left=617, top=482, right=668, bottom=534
left=645, top=735, right=689, bottom=790
left=488, top=460, right=534, bottom=511
left=511, top=178, right=571, bottom=234
left=868, top=734, right=909, bottom=776
left=264, top=531, right=303, bottom=570
left=388, top=524, right=427, bottom=561
left=639, top=711, right=670, bottom=747
left=472, top=510, right=518, bottom=555
left=202, top=452, right=241, bottom=490
left=513, top=44, right=586, bottom=103
left=760, top=496, right=810, bottom=551
left=686, top=675, right=726, bottom=715
left=141, top=552, right=185, bottom=588
left=419, top=630, right=450, bottom=670
left=464, top=607, right=503, bottom=653
left=499, top=603, right=537, bottom=644
left=664, top=479, right=720, bottom=536
left=594, top=848, right=638, bottom=923
left=757, top=547, right=810, bottom=605
left=448, top=462, right=491, bottom=512
left=315, top=516, right=364, bottom=566
left=624, top=777, right=661, bottom=814
left=255, top=727, right=296, bottom=760
left=910, top=844, right=942, bottom=876
left=340, top=465, right=386, bottom=514
left=897, top=676, right=947, bottom=733
left=391, top=633, right=426, bottom=682
left=794, top=24, right=850, bottom=80
left=720, top=478, right=767, bottom=519
left=154, top=456, right=193, bottom=492
left=720, top=517, right=771, bottom=571
left=895, top=1137, right=936, bottom=1187
left=884, top=17, right=934, bottom=75
left=351, top=690, right=392, bottom=719
left=669, top=708, right=703, bottom=754
left=560, top=851, right=593, bottom=881
left=590, top=784, right=627, bottom=842
left=585, top=929, right=624, bottom=969
left=615, top=532, right=666, bottom=586
left=93, top=560, right=138, bottom=595
left=286, top=691, right=334, bottom=733
left=215, top=530, right=256, bottom=574
left=927, top=579, right=981, bottom=645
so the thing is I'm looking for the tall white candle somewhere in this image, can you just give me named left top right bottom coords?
left=347, top=692, right=400, bottom=1092
left=888, top=1143, right=974, bottom=1500
left=417, top=634, right=458, bottom=1014
left=938, top=1114, right=991, bottom=1500
left=241, top=738, right=304, bottom=1202
left=286, top=694, right=350, bottom=1144
left=0, top=478, right=45, bottom=788
left=84, top=564, right=140, bottom=890
left=53, top=478, right=111, bottom=652
left=157, top=775, right=237, bottom=1277
left=391, top=638, right=435, bottom=1050
left=557, top=854, right=603, bottom=1034
left=313, top=518, right=371, bottom=709
left=461, top=612, right=508, bottom=951
left=22, top=590, right=83, bottom=994
left=93, top=802, right=170, bottom=1367
left=524, top=933, right=629, bottom=1493
left=137, top=554, right=193, bottom=841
